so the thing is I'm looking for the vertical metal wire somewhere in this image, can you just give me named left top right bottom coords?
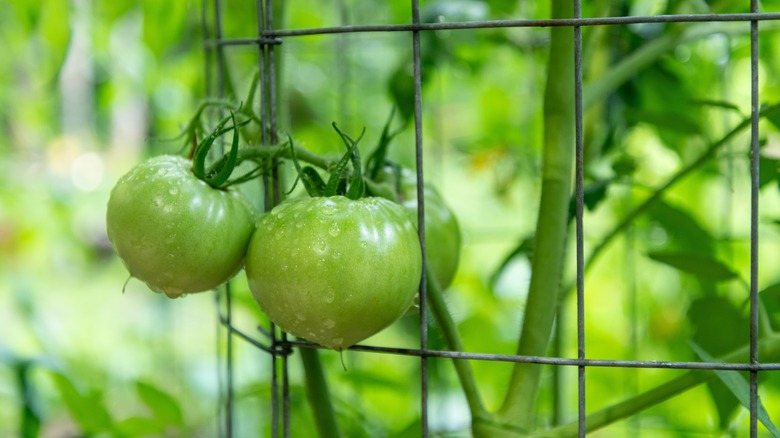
left=410, top=0, right=429, bottom=436
left=207, top=0, right=234, bottom=436
left=257, top=2, right=288, bottom=436
left=749, top=0, right=760, bottom=436
left=572, top=0, right=586, bottom=436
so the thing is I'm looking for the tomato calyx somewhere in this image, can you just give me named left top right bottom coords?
left=288, top=124, right=368, bottom=200
left=190, top=111, right=252, bottom=189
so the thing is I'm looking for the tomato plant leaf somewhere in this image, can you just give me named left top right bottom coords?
left=136, top=381, right=184, bottom=426
left=567, top=179, right=611, bottom=221
left=691, top=342, right=780, bottom=438
left=647, top=252, right=738, bottom=282
left=759, top=155, right=779, bottom=188
left=648, top=200, right=714, bottom=256
left=687, top=296, right=748, bottom=428
left=759, top=283, right=780, bottom=331
left=626, top=109, right=701, bottom=136
left=116, top=416, right=165, bottom=436
left=490, top=234, right=534, bottom=288
left=691, top=99, right=743, bottom=115
left=50, top=372, right=114, bottom=434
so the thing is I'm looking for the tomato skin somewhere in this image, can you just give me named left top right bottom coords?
left=397, top=170, right=461, bottom=291
left=106, top=155, right=256, bottom=298
left=245, top=196, right=422, bottom=350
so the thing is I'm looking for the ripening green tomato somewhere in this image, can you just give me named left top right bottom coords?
left=381, top=168, right=461, bottom=291
left=245, top=196, right=422, bottom=350
left=106, top=155, right=256, bottom=298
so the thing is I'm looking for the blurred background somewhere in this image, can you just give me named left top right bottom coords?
left=3, top=0, right=780, bottom=436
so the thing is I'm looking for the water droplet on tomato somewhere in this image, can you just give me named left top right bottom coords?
left=157, top=168, right=168, bottom=176
left=323, top=287, right=335, bottom=303
left=328, top=224, right=341, bottom=237
left=333, top=337, right=343, bottom=345
left=296, top=313, right=307, bottom=321
left=324, top=319, right=335, bottom=328
left=320, top=200, right=337, bottom=216
left=314, top=239, right=327, bottom=254
left=169, top=187, right=179, bottom=195
left=152, top=196, right=163, bottom=207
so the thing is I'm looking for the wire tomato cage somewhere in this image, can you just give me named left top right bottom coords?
left=201, top=0, right=780, bottom=436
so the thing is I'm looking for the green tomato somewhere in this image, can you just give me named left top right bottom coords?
left=106, top=155, right=256, bottom=298
left=378, top=168, right=461, bottom=291
left=245, top=196, right=422, bottom=350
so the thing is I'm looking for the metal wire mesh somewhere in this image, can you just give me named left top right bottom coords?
left=201, top=1, right=780, bottom=436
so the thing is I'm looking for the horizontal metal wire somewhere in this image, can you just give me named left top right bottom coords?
left=227, top=338, right=780, bottom=372
left=202, top=12, right=780, bottom=44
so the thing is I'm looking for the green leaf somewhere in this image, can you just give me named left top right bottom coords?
left=626, top=109, right=701, bottom=136
left=760, top=283, right=780, bottom=331
left=490, top=235, right=534, bottom=288
left=115, top=416, right=165, bottom=437
left=687, top=296, right=749, bottom=428
left=648, top=200, right=714, bottom=256
left=691, top=343, right=780, bottom=437
left=50, top=372, right=114, bottom=434
left=691, top=99, right=743, bottom=115
left=567, top=179, right=610, bottom=221
left=759, top=155, right=779, bottom=189
left=647, top=252, right=738, bottom=282
left=136, top=381, right=183, bottom=426
left=206, top=112, right=246, bottom=188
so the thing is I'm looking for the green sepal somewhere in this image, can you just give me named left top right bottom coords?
left=205, top=112, right=245, bottom=188
left=331, top=123, right=366, bottom=200
left=192, top=113, right=232, bottom=180
left=287, top=134, right=326, bottom=197
left=365, top=108, right=400, bottom=180
left=323, top=138, right=355, bottom=197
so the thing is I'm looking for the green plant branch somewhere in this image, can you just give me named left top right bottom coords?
left=576, top=103, right=780, bottom=287
left=299, top=347, right=341, bottom=438
left=495, top=0, right=575, bottom=431
left=533, top=334, right=780, bottom=438
left=425, top=265, right=488, bottom=420
left=237, top=143, right=337, bottom=171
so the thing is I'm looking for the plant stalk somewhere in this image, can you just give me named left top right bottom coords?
left=425, top=265, right=488, bottom=420
left=299, top=348, right=341, bottom=438
left=496, top=0, right=575, bottom=431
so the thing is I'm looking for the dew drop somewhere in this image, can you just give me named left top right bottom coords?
left=152, top=197, right=163, bottom=207
left=323, top=287, right=335, bottom=303
left=314, top=239, right=327, bottom=254
left=328, top=223, right=341, bottom=237
left=157, top=168, right=169, bottom=176
left=320, top=200, right=337, bottom=216
left=168, top=187, right=179, bottom=195
left=296, top=313, right=307, bottom=321
left=323, top=319, right=335, bottom=329
left=163, top=205, right=174, bottom=214
left=333, top=337, right=343, bottom=345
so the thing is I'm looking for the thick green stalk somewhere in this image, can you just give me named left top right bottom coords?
left=496, top=0, right=575, bottom=431
left=299, top=348, right=341, bottom=438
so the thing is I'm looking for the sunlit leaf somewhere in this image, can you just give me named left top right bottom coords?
left=116, top=416, right=165, bottom=437
left=647, top=252, right=738, bottom=282
left=136, top=381, right=184, bottom=426
left=692, top=343, right=780, bottom=438
left=649, top=200, right=714, bottom=255
left=50, top=372, right=114, bottom=434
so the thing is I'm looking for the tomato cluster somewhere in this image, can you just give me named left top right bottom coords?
left=106, top=120, right=460, bottom=350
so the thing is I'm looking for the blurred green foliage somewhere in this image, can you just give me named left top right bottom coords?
left=3, top=0, right=780, bottom=436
